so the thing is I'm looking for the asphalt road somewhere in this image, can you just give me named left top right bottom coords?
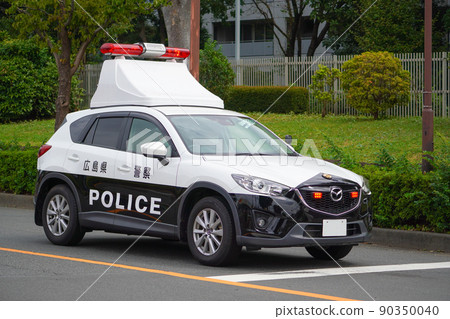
left=1, top=207, right=449, bottom=301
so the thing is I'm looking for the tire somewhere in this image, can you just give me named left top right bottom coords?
left=42, top=185, right=85, bottom=246
left=305, top=245, right=353, bottom=260
left=187, top=196, right=241, bottom=266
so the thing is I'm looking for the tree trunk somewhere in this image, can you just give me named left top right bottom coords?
left=373, top=111, right=379, bottom=120
left=162, top=0, right=191, bottom=48
left=138, top=21, right=147, bottom=43
left=158, top=8, right=168, bottom=44
left=54, top=27, right=72, bottom=131
left=54, top=61, right=72, bottom=131
left=307, top=21, right=330, bottom=56
left=321, top=101, right=327, bottom=118
left=296, top=16, right=303, bottom=57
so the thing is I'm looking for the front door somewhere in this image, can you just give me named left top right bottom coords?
left=114, top=115, right=182, bottom=237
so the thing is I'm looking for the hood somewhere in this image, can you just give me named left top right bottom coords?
left=201, top=155, right=363, bottom=188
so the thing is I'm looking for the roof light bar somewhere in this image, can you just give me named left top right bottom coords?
left=100, top=43, right=190, bottom=59
left=100, top=43, right=143, bottom=56
left=162, top=47, right=190, bottom=59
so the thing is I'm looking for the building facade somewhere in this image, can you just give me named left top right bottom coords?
left=202, top=0, right=330, bottom=58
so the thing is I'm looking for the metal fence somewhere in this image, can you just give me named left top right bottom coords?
left=79, top=52, right=449, bottom=117
left=230, top=52, right=449, bottom=117
left=78, top=63, right=102, bottom=109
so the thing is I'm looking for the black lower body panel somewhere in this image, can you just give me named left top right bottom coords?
left=79, top=211, right=178, bottom=240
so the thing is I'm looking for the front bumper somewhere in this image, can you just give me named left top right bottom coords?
left=231, top=183, right=373, bottom=248
left=237, top=220, right=371, bottom=247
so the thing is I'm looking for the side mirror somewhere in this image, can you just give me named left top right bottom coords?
left=285, top=135, right=292, bottom=145
left=140, top=142, right=169, bottom=165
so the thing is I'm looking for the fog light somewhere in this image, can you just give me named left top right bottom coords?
left=256, top=218, right=267, bottom=228
left=253, top=211, right=272, bottom=230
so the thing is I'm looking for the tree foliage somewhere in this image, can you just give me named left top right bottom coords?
left=6, top=0, right=165, bottom=130
left=309, top=64, right=341, bottom=117
left=341, top=52, right=411, bottom=119
left=199, top=39, right=235, bottom=100
left=324, top=0, right=449, bottom=54
left=201, top=0, right=235, bottom=22
left=356, top=0, right=423, bottom=53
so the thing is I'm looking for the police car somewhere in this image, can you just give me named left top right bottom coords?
left=34, top=42, right=372, bottom=266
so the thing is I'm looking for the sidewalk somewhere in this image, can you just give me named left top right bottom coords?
left=1, top=192, right=448, bottom=253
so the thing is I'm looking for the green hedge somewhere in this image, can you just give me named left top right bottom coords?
left=225, top=86, right=309, bottom=114
left=0, top=37, right=84, bottom=122
left=325, top=138, right=450, bottom=233
left=1, top=145, right=448, bottom=233
left=0, top=149, right=37, bottom=194
left=355, top=166, right=449, bottom=233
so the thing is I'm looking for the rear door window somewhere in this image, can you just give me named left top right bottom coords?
left=83, top=117, right=127, bottom=150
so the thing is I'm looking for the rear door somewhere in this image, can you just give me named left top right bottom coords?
left=64, top=112, right=128, bottom=227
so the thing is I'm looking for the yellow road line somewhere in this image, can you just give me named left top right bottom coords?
left=0, top=246, right=358, bottom=301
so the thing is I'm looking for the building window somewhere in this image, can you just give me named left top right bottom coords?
left=213, top=23, right=235, bottom=43
left=213, top=20, right=274, bottom=44
left=299, top=16, right=314, bottom=38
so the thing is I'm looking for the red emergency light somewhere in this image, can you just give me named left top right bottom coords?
left=100, top=43, right=143, bottom=56
left=100, top=43, right=190, bottom=59
left=350, top=191, right=359, bottom=199
left=312, top=192, right=323, bottom=199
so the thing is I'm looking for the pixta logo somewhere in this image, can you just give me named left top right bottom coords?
left=89, top=189, right=162, bottom=215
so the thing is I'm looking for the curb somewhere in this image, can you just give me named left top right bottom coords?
left=0, top=193, right=448, bottom=253
left=369, top=227, right=449, bottom=253
left=0, top=192, right=34, bottom=210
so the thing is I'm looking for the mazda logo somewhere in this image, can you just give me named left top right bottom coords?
left=330, top=186, right=343, bottom=202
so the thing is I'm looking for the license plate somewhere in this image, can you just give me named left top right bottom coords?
left=322, top=219, right=347, bottom=237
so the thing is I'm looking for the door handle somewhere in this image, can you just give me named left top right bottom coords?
left=68, top=154, right=79, bottom=162
left=118, top=165, right=131, bottom=172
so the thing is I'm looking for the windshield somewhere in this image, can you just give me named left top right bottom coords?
left=169, top=115, right=297, bottom=156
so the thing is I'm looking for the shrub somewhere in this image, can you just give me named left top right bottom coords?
left=0, top=39, right=58, bottom=122
left=325, top=138, right=449, bottom=233
left=341, top=51, right=410, bottom=119
left=199, top=39, right=235, bottom=100
left=0, top=145, right=37, bottom=194
left=225, top=86, right=308, bottom=114
left=309, top=64, right=341, bottom=117
left=0, top=38, right=84, bottom=122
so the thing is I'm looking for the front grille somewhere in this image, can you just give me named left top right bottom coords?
left=298, top=185, right=360, bottom=215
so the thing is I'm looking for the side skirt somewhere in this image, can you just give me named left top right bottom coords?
left=79, top=211, right=179, bottom=240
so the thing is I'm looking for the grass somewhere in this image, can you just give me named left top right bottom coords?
left=251, top=113, right=449, bottom=163
left=0, top=119, right=54, bottom=147
left=0, top=115, right=449, bottom=164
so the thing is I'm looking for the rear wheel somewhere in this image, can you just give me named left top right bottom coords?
left=42, top=185, right=85, bottom=245
left=306, top=245, right=353, bottom=260
left=187, top=197, right=241, bottom=266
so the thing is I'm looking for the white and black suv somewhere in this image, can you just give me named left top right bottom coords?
left=34, top=43, right=372, bottom=266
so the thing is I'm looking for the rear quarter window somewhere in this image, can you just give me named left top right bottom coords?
left=69, top=115, right=93, bottom=143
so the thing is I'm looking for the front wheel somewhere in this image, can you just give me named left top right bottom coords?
left=187, top=197, right=241, bottom=266
left=42, top=185, right=85, bottom=245
left=305, top=245, right=353, bottom=260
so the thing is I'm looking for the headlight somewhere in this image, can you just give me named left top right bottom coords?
left=362, top=176, right=371, bottom=194
left=232, top=174, right=290, bottom=196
